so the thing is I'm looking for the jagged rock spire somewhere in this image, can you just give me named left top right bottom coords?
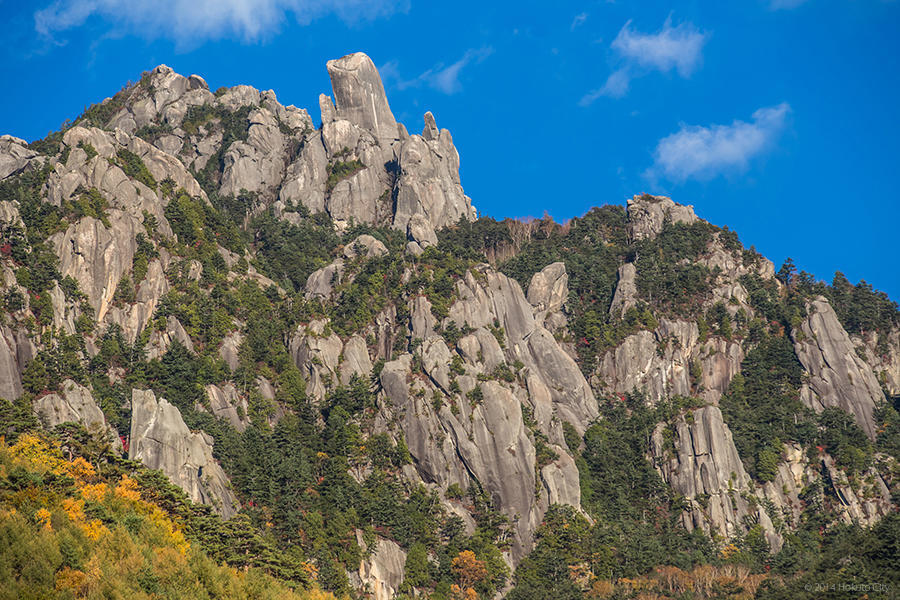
left=326, top=52, right=400, bottom=142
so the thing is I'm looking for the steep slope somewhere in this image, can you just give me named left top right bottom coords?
left=0, top=54, right=898, bottom=600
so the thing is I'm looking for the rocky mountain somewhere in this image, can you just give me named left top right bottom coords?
left=1, top=53, right=898, bottom=599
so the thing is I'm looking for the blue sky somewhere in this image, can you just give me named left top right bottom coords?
left=2, top=0, right=899, bottom=299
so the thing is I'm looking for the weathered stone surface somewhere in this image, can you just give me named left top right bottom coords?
left=33, top=380, right=121, bottom=450
left=596, top=318, right=743, bottom=405
left=608, top=263, right=638, bottom=317
left=376, top=264, right=599, bottom=565
left=381, top=356, right=542, bottom=561
left=0, top=134, right=38, bottom=179
left=220, top=107, right=287, bottom=199
left=793, top=297, right=884, bottom=438
left=278, top=134, right=328, bottom=214
left=340, top=335, right=373, bottom=384
left=527, top=262, right=568, bottom=331
left=343, top=234, right=388, bottom=259
left=130, top=389, right=238, bottom=517
left=626, top=194, right=697, bottom=241
left=105, top=257, right=171, bottom=343
left=410, top=295, right=436, bottom=341
left=652, top=406, right=780, bottom=550
left=760, top=443, right=892, bottom=530
left=405, top=213, right=438, bottom=248
left=50, top=213, right=143, bottom=323
left=204, top=383, right=249, bottom=432
left=393, top=123, right=475, bottom=235
left=327, top=53, right=400, bottom=143
left=218, top=330, right=244, bottom=372
left=145, top=316, right=193, bottom=361
left=0, top=325, right=35, bottom=400
left=449, top=266, right=598, bottom=433
left=854, top=328, right=900, bottom=397
left=106, top=64, right=214, bottom=132
left=352, top=532, right=406, bottom=600
left=305, top=260, right=344, bottom=300
left=290, top=319, right=343, bottom=401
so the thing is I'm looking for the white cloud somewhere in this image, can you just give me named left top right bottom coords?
left=579, top=67, right=631, bottom=104
left=35, top=0, right=406, bottom=45
left=382, top=47, right=494, bottom=95
left=647, top=103, right=791, bottom=182
left=612, top=17, right=707, bottom=77
left=571, top=13, right=588, bottom=31
left=581, top=17, right=707, bottom=105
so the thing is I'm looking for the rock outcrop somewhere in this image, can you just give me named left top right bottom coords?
left=626, top=194, right=698, bottom=241
left=351, top=533, right=407, bottom=600
left=2, top=51, right=897, bottom=598
left=0, top=135, right=38, bottom=179
left=652, top=406, right=781, bottom=550
left=374, top=264, right=598, bottom=564
left=0, top=325, right=33, bottom=400
left=203, top=383, right=250, bottom=432
left=596, top=319, right=744, bottom=405
left=129, top=389, right=238, bottom=517
left=793, top=297, right=885, bottom=438
left=608, top=263, right=638, bottom=317
left=327, top=53, right=401, bottom=143
left=33, top=380, right=121, bottom=451
left=527, top=261, right=569, bottom=332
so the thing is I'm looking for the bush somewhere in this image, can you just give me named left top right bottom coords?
left=325, top=158, right=365, bottom=192
left=114, top=148, right=157, bottom=189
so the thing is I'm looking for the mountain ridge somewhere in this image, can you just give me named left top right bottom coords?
left=0, top=52, right=898, bottom=600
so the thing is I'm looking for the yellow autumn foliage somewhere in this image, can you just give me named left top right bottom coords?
left=0, top=434, right=337, bottom=600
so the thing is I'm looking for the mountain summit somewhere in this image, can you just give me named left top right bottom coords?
left=1, top=53, right=898, bottom=599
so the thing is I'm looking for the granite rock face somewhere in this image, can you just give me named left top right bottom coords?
left=652, top=406, right=781, bottom=550
left=129, top=389, right=238, bottom=517
left=290, top=319, right=343, bottom=401
left=855, top=328, right=900, bottom=396
left=596, top=318, right=744, bottom=405
left=0, top=325, right=33, bottom=400
left=793, top=297, right=885, bottom=438
left=0, top=135, right=39, bottom=179
left=33, top=380, right=121, bottom=451
left=203, top=383, right=250, bottom=432
left=528, top=261, right=569, bottom=333
left=626, top=194, right=698, bottom=241
left=608, top=263, right=638, bottom=317
left=372, top=264, right=598, bottom=565
left=327, top=53, right=401, bottom=143
left=351, top=532, right=406, bottom=600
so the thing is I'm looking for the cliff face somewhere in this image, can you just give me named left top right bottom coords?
left=793, top=296, right=886, bottom=438
left=1, top=53, right=898, bottom=598
left=129, top=389, right=239, bottom=517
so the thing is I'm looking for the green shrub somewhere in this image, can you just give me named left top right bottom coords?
left=325, top=158, right=365, bottom=192
left=114, top=148, right=157, bottom=189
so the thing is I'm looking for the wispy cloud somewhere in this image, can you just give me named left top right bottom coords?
left=34, top=0, right=406, bottom=46
left=646, top=103, right=791, bottom=182
left=581, top=17, right=708, bottom=104
left=612, top=17, right=707, bottom=77
left=571, top=13, right=587, bottom=31
left=580, top=67, right=630, bottom=104
left=381, top=47, right=494, bottom=95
